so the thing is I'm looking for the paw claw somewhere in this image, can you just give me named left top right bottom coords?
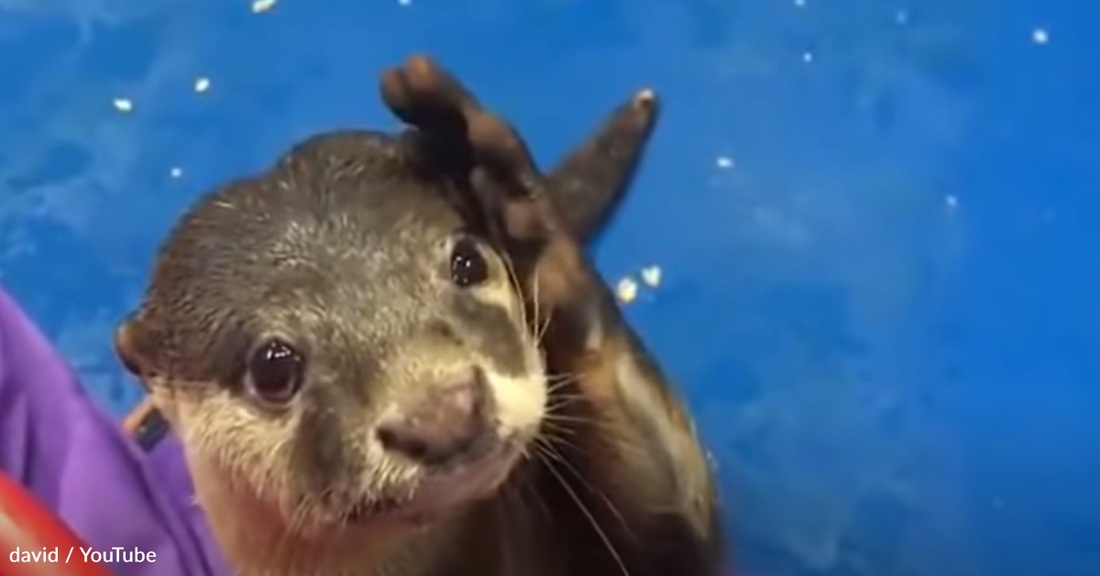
left=632, top=88, right=658, bottom=109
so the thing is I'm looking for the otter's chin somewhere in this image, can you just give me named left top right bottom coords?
left=348, top=437, right=527, bottom=527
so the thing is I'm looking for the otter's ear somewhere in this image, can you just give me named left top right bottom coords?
left=545, top=89, right=660, bottom=245
left=114, top=313, right=160, bottom=381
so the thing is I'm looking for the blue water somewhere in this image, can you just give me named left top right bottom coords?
left=1, top=1, right=1097, bottom=575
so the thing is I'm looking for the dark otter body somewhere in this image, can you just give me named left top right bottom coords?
left=115, top=55, right=725, bottom=576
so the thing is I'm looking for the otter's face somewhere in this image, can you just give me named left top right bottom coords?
left=116, top=134, right=547, bottom=541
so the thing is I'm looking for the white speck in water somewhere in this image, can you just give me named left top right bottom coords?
left=802, top=51, right=814, bottom=63
left=170, top=167, right=184, bottom=179
left=944, top=194, right=958, bottom=209
left=251, top=0, right=276, bottom=14
left=398, top=0, right=412, bottom=5
left=1032, top=28, right=1049, bottom=45
left=715, top=155, right=734, bottom=169
left=793, top=0, right=806, bottom=7
left=194, top=77, right=211, bottom=93
left=640, top=266, right=663, bottom=288
left=895, top=10, right=909, bottom=25
left=615, top=277, right=639, bottom=304
left=113, top=98, right=133, bottom=113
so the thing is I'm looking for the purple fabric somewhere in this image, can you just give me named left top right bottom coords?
left=0, top=287, right=230, bottom=576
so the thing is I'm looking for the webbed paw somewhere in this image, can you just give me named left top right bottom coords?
left=380, top=54, right=590, bottom=312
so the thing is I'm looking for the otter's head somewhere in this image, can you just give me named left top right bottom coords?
left=115, top=132, right=547, bottom=572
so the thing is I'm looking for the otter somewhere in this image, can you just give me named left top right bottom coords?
left=114, top=55, right=725, bottom=576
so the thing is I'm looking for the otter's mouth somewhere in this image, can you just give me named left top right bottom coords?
left=345, top=437, right=524, bottom=525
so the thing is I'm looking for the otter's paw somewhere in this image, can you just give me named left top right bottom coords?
left=379, top=54, right=598, bottom=318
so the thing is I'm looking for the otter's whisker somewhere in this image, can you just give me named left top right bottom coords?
left=532, top=261, right=558, bottom=347
left=543, top=412, right=599, bottom=426
left=545, top=393, right=584, bottom=411
left=537, top=419, right=577, bottom=441
left=531, top=442, right=632, bottom=576
left=546, top=381, right=579, bottom=397
left=536, top=438, right=637, bottom=546
left=546, top=372, right=581, bottom=385
left=545, top=373, right=583, bottom=395
left=514, top=468, right=553, bottom=523
left=501, top=254, right=530, bottom=333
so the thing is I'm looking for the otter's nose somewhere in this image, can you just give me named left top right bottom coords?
left=376, top=370, right=491, bottom=466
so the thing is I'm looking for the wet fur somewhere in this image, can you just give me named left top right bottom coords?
left=116, top=58, right=723, bottom=576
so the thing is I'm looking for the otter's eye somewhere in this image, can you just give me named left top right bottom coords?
left=247, top=339, right=305, bottom=403
left=449, top=236, right=490, bottom=287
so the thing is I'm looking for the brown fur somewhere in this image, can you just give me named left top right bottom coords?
left=115, top=54, right=725, bottom=576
